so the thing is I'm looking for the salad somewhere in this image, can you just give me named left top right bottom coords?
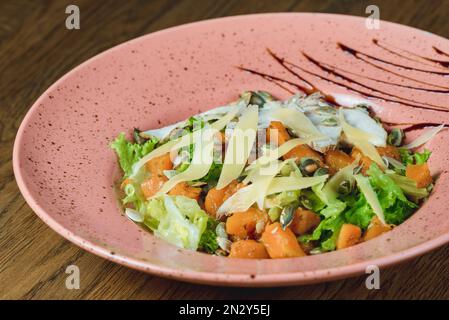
left=111, top=91, right=442, bottom=259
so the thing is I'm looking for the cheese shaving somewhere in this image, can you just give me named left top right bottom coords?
left=154, top=128, right=216, bottom=196
left=339, top=110, right=385, bottom=168
left=403, top=124, right=444, bottom=149
left=266, top=175, right=328, bottom=195
left=217, top=161, right=285, bottom=216
left=270, top=108, right=328, bottom=140
left=354, top=174, right=386, bottom=224
left=216, top=105, right=258, bottom=190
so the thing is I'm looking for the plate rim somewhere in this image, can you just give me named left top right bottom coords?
left=12, top=12, right=449, bottom=287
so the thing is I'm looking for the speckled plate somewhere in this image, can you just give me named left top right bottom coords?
left=13, top=13, right=449, bottom=286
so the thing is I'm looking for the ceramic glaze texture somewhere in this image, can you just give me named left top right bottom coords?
left=13, top=13, right=449, bottom=286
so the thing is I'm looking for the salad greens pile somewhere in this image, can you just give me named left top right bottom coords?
left=111, top=91, right=439, bottom=258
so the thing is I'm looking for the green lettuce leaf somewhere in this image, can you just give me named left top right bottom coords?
left=343, top=193, right=374, bottom=229
left=198, top=218, right=219, bottom=253
left=386, top=172, right=428, bottom=200
left=111, top=133, right=158, bottom=177
left=300, top=200, right=345, bottom=251
left=144, top=195, right=209, bottom=250
left=367, top=164, right=417, bottom=225
left=399, top=148, right=431, bottom=166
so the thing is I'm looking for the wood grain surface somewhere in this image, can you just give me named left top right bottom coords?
left=1, top=0, right=449, bottom=300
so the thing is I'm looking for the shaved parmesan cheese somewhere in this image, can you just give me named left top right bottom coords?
left=130, top=104, right=242, bottom=178
left=403, top=124, right=444, bottom=149
left=354, top=174, right=385, bottom=224
left=322, top=159, right=359, bottom=201
left=216, top=105, right=259, bottom=190
left=339, top=110, right=385, bottom=168
left=217, top=161, right=285, bottom=216
left=155, top=128, right=216, bottom=196
left=266, top=175, right=328, bottom=195
left=270, top=108, right=328, bottom=140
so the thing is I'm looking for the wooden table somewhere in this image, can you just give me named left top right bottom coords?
left=2, top=0, right=449, bottom=300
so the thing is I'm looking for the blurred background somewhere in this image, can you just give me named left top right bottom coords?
left=1, top=0, right=449, bottom=299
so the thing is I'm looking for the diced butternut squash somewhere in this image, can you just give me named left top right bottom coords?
left=261, top=222, right=306, bottom=258
left=351, top=148, right=373, bottom=175
left=284, top=144, right=323, bottom=163
left=406, top=163, right=432, bottom=188
left=336, top=224, right=361, bottom=250
left=324, top=150, right=353, bottom=174
left=377, top=145, right=400, bottom=160
left=204, top=180, right=244, bottom=217
left=363, top=216, right=392, bottom=241
left=290, top=208, right=321, bottom=236
left=141, top=174, right=167, bottom=198
left=204, top=187, right=225, bottom=217
left=226, top=208, right=268, bottom=239
left=266, top=121, right=290, bottom=146
left=145, top=153, right=173, bottom=174
left=168, top=182, right=202, bottom=201
left=228, top=240, right=270, bottom=259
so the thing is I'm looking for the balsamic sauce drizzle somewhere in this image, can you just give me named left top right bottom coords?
left=372, top=39, right=449, bottom=69
left=300, top=52, right=449, bottom=110
left=433, top=46, right=449, bottom=58
left=266, top=49, right=449, bottom=112
left=238, top=40, right=449, bottom=129
left=299, top=52, right=449, bottom=94
left=338, top=44, right=449, bottom=90
left=338, top=42, right=449, bottom=76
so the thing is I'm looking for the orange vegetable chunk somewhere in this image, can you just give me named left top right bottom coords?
left=290, top=208, right=321, bottom=236
left=141, top=174, right=167, bottom=198
left=228, top=240, right=270, bottom=259
left=325, top=150, right=353, bottom=174
left=168, top=182, right=201, bottom=201
left=226, top=208, right=268, bottom=239
left=377, top=145, right=400, bottom=160
left=336, top=223, right=361, bottom=250
left=363, top=216, right=392, bottom=241
left=145, top=153, right=173, bottom=174
left=406, top=163, right=432, bottom=188
left=261, top=222, right=306, bottom=258
left=266, top=121, right=290, bottom=146
left=284, top=144, right=323, bottom=163
left=205, top=180, right=244, bottom=217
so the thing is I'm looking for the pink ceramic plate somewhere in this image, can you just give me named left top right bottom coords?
left=13, top=13, right=449, bottom=286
